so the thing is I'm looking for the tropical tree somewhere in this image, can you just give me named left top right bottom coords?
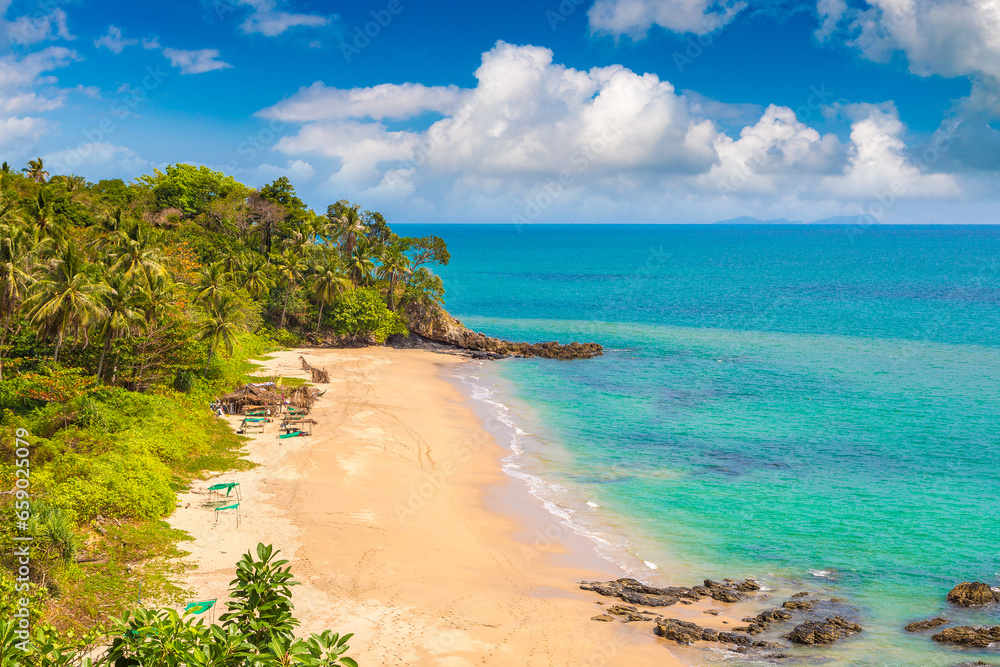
left=345, top=241, right=376, bottom=287
left=23, top=157, right=49, bottom=183
left=310, top=257, right=351, bottom=332
left=275, top=248, right=307, bottom=327
left=21, top=190, right=56, bottom=242
left=335, top=203, right=365, bottom=260
left=198, top=292, right=241, bottom=366
left=99, top=207, right=128, bottom=234
left=0, top=221, right=34, bottom=379
left=94, top=273, right=146, bottom=380
left=108, top=222, right=167, bottom=287
left=195, top=261, right=230, bottom=308
left=234, top=252, right=273, bottom=299
left=377, top=242, right=412, bottom=311
left=27, top=243, right=109, bottom=362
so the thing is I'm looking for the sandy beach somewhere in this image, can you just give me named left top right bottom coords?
left=169, top=347, right=738, bottom=666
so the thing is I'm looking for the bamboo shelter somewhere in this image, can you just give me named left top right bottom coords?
left=216, top=381, right=282, bottom=415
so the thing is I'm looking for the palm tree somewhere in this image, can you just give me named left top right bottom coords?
left=22, top=158, right=48, bottom=184
left=94, top=273, right=145, bottom=380
left=275, top=249, right=306, bottom=328
left=195, top=261, right=230, bottom=308
left=27, top=243, right=109, bottom=363
left=22, top=190, right=55, bottom=241
left=0, top=221, right=35, bottom=380
left=140, top=273, right=176, bottom=325
left=108, top=223, right=167, bottom=288
left=198, top=293, right=241, bottom=366
left=377, top=243, right=412, bottom=311
left=337, top=204, right=365, bottom=260
left=346, top=241, right=376, bottom=287
left=234, top=253, right=273, bottom=299
left=310, top=258, right=351, bottom=332
left=99, top=207, right=127, bottom=235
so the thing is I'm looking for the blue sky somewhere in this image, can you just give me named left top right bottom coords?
left=1, top=0, right=998, bottom=222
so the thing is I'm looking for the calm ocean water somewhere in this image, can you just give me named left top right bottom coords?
left=398, top=224, right=1000, bottom=666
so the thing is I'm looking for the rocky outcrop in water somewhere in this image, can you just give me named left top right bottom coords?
left=947, top=582, right=1000, bottom=607
left=578, top=577, right=760, bottom=607
left=736, top=608, right=794, bottom=634
left=905, top=617, right=948, bottom=632
left=932, top=626, right=1000, bottom=648
left=784, top=616, right=863, bottom=644
left=399, top=301, right=602, bottom=360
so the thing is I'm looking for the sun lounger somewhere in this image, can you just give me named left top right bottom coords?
left=207, top=482, right=241, bottom=501
left=214, top=502, right=240, bottom=527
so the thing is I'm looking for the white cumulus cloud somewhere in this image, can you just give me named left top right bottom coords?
left=236, top=0, right=332, bottom=36
left=588, top=0, right=747, bottom=37
left=259, top=41, right=970, bottom=222
left=94, top=25, right=138, bottom=54
left=162, top=47, right=232, bottom=75
left=262, top=82, right=465, bottom=122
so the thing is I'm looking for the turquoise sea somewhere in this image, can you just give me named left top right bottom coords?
left=398, top=224, right=1000, bottom=666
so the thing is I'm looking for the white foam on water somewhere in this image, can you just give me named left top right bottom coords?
left=645, top=561, right=658, bottom=569
left=809, top=569, right=834, bottom=578
left=452, top=363, right=651, bottom=578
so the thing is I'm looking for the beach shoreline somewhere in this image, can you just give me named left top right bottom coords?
left=168, top=347, right=739, bottom=665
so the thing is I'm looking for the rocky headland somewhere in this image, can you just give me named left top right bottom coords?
left=394, top=301, right=603, bottom=360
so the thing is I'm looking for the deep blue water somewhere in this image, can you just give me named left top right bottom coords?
left=398, top=224, right=1000, bottom=666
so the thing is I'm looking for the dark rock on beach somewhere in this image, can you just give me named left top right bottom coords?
left=579, top=577, right=760, bottom=607
left=579, top=578, right=688, bottom=607
left=947, top=582, right=1000, bottom=607
left=782, top=599, right=814, bottom=611
left=932, top=626, right=1000, bottom=648
left=905, top=617, right=949, bottom=632
left=654, top=618, right=704, bottom=644
left=654, top=618, right=754, bottom=647
left=399, top=302, right=603, bottom=360
left=784, top=616, right=862, bottom=645
left=740, top=608, right=794, bottom=635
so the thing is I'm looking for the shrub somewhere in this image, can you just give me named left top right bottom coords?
left=172, top=369, right=193, bottom=393
left=329, top=288, right=407, bottom=343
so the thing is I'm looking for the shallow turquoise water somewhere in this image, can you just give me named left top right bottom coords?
left=399, top=224, right=1000, bottom=666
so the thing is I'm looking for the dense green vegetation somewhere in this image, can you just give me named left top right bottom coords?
left=1, top=543, right=359, bottom=666
left=0, top=157, right=451, bottom=657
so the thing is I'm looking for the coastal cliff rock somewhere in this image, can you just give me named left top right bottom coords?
left=947, top=582, right=1000, bottom=607
left=905, top=617, right=949, bottom=632
left=932, top=626, right=1000, bottom=648
left=784, top=616, right=862, bottom=644
left=579, top=577, right=760, bottom=607
left=400, top=301, right=602, bottom=360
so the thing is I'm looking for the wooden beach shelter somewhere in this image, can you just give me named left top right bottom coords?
left=218, top=381, right=283, bottom=416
